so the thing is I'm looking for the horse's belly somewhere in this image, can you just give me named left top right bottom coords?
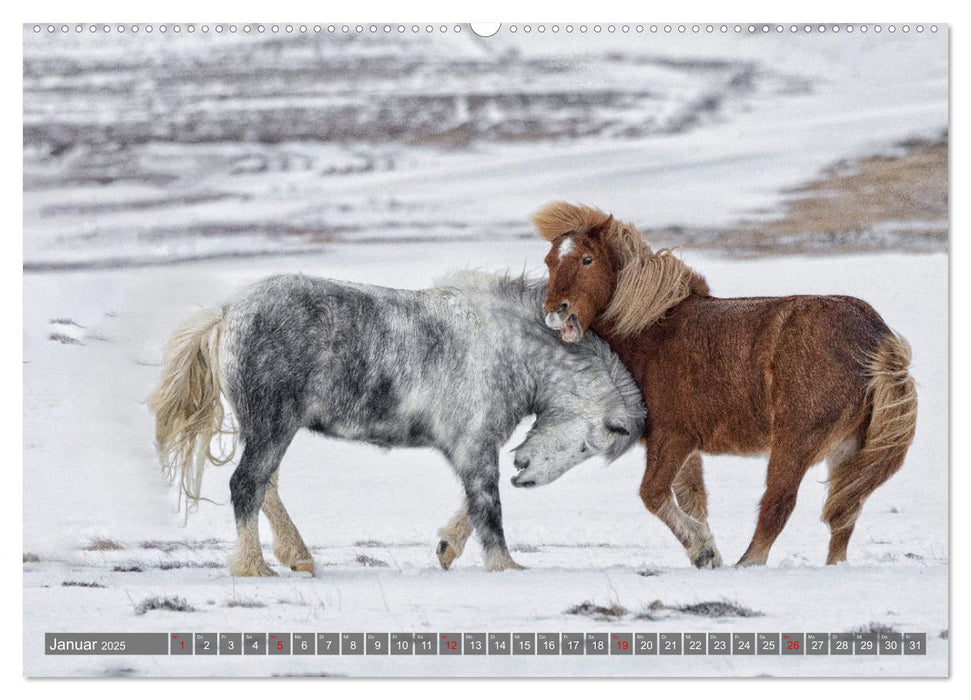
left=308, top=417, right=436, bottom=450
left=693, top=408, right=772, bottom=456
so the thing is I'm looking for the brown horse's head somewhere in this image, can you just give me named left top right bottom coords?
left=534, top=201, right=703, bottom=343
left=541, top=216, right=619, bottom=343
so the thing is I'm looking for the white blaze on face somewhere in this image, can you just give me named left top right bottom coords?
left=558, top=238, right=575, bottom=259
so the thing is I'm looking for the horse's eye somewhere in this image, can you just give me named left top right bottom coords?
left=582, top=256, right=593, bottom=266
left=580, top=442, right=589, bottom=453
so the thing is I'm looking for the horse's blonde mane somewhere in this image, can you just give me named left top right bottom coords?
left=532, top=202, right=704, bottom=336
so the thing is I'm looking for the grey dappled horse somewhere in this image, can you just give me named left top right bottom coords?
left=151, top=272, right=644, bottom=576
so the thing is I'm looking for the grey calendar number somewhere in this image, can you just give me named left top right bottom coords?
left=316, top=633, right=339, bottom=655
left=878, top=632, right=902, bottom=655
left=414, top=633, right=437, bottom=655
left=561, top=633, right=585, bottom=655
left=341, top=633, right=364, bottom=655
left=758, top=633, right=780, bottom=655
left=830, top=633, right=854, bottom=655
left=854, top=632, right=877, bottom=656
left=269, top=633, right=290, bottom=655
left=194, top=633, right=217, bottom=656
left=292, top=633, right=315, bottom=655
left=366, top=633, right=389, bottom=655
left=440, top=633, right=461, bottom=655
left=170, top=633, right=192, bottom=655
left=610, top=633, right=633, bottom=655
left=733, top=633, right=755, bottom=655
left=659, top=632, right=682, bottom=655
left=635, top=633, right=658, bottom=655
left=806, top=633, right=829, bottom=655
left=781, top=633, right=804, bottom=655
left=244, top=633, right=266, bottom=655
left=513, top=633, right=535, bottom=655
left=538, top=633, right=560, bottom=656
left=391, top=633, right=414, bottom=655
left=708, top=633, right=730, bottom=656
left=684, top=633, right=706, bottom=655
left=464, top=633, right=486, bottom=656
left=903, top=633, right=927, bottom=655
left=585, top=633, right=609, bottom=655
left=219, top=633, right=242, bottom=655
left=488, top=632, right=511, bottom=655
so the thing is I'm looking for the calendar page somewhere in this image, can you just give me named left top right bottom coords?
left=22, top=22, right=948, bottom=678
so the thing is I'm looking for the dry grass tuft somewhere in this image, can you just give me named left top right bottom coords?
left=134, top=595, right=195, bottom=615
left=566, top=600, right=628, bottom=620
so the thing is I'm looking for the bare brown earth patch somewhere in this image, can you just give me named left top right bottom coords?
left=649, top=134, right=948, bottom=257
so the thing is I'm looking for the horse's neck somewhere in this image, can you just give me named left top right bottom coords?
left=591, top=288, right=699, bottom=371
left=527, top=342, right=585, bottom=415
left=484, top=282, right=570, bottom=413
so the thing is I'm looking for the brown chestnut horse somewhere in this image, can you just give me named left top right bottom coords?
left=534, top=202, right=917, bottom=567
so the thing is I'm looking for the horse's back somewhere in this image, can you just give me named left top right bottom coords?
left=637, top=293, right=896, bottom=454
left=221, top=274, right=498, bottom=448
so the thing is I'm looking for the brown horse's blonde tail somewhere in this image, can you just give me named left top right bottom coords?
left=823, top=333, right=917, bottom=532
left=149, top=308, right=236, bottom=515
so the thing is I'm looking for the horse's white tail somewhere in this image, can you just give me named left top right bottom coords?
left=149, top=308, right=236, bottom=513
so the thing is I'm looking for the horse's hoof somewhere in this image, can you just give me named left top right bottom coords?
left=691, top=545, right=720, bottom=569
left=437, top=540, right=457, bottom=570
left=487, top=562, right=526, bottom=572
left=485, top=552, right=526, bottom=572
left=291, top=561, right=316, bottom=576
left=230, top=561, right=279, bottom=577
left=734, top=557, right=766, bottom=568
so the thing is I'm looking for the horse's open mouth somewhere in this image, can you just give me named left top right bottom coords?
left=560, top=314, right=582, bottom=343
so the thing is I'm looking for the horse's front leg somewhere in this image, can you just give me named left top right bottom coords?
left=436, top=501, right=473, bottom=570
left=671, top=452, right=722, bottom=567
left=639, top=432, right=721, bottom=569
left=456, top=453, right=524, bottom=572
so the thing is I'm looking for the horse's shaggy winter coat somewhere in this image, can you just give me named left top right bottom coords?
left=536, top=202, right=917, bottom=567
left=151, top=272, right=644, bottom=576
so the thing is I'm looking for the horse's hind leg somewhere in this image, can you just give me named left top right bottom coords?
left=672, top=453, right=721, bottom=566
left=736, top=436, right=817, bottom=567
left=821, top=437, right=900, bottom=565
left=229, top=437, right=293, bottom=577
left=436, top=501, right=473, bottom=571
left=262, top=471, right=315, bottom=575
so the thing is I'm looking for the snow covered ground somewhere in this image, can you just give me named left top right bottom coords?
left=23, top=242, right=947, bottom=677
left=22, top=25, right=948, bottom=678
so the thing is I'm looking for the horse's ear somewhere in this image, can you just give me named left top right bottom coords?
left=588, top=214, right=615, bottom=240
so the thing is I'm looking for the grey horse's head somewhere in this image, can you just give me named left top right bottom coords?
left=510, top=336, right=645, bottom=488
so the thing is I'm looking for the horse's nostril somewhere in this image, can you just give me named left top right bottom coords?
left=514, top=457, right=530, bottom=471
left=558, top=302, right=569, bottom=313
